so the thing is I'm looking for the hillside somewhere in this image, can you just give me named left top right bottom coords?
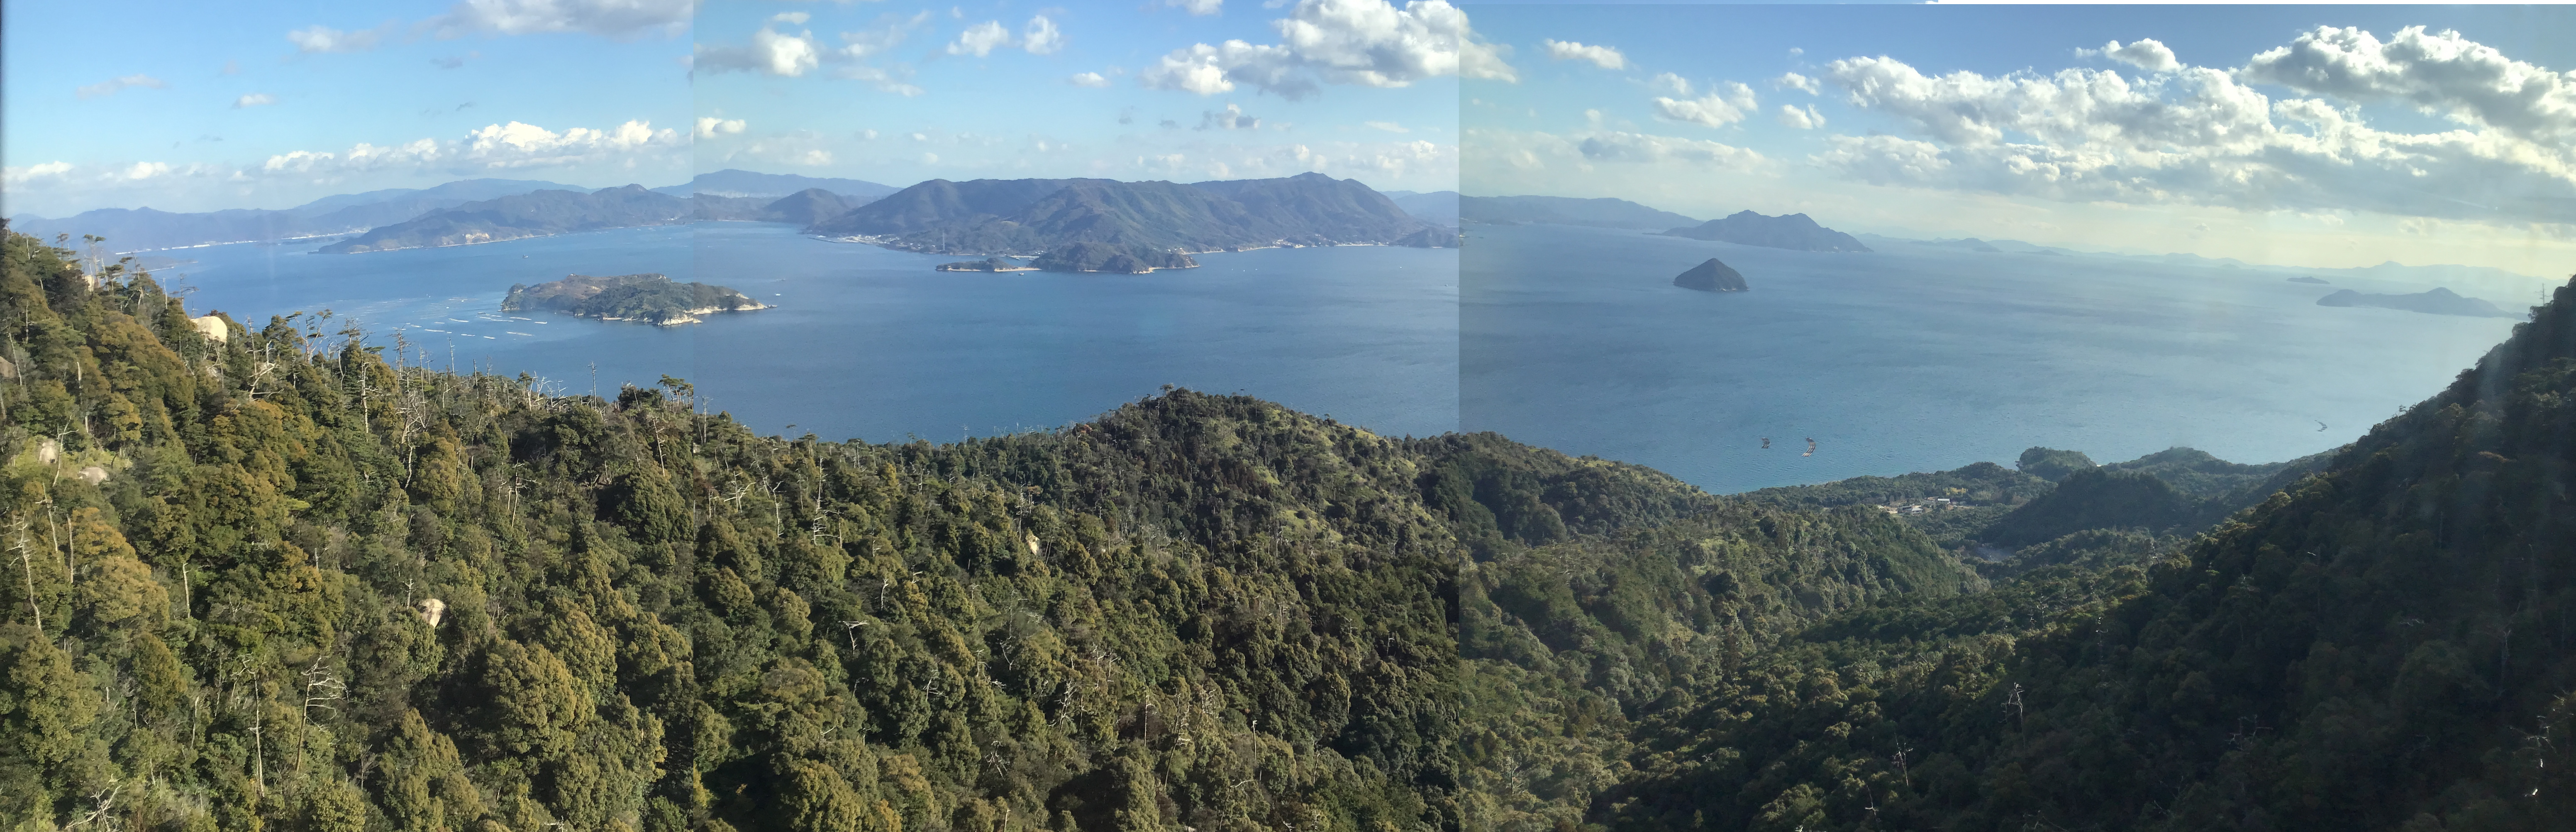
left=318, top=185, right=690, bottom=253
left=812, top=173, right=1432, bottom=264
left=1457, top=195, right=1697, bottom=229
left=1660, top=210, right=1873, bottom=252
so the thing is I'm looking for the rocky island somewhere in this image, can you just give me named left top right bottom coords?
left=2315, top=286, right=2517, bottom=318
left=1673, top=257, right=1748, bottom=292
left=501, top=273, right=767, bottom=325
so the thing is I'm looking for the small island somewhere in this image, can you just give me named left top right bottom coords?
left=2289, top=276, right=2330, bottom=284
left=501, top=273, right=768, bottom=326
left=935, top=257, right=1039, bottom=272
left=1031, top=242, right=1199, bottom=274
left=2316, top=286, right=2517, bottom=318
left=1673, top=257, right=1748, bottom=292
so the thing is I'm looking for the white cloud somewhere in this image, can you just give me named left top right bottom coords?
left=76, top=74, right=167, bottom=99
left=1141, top=0, right=1515, bottom=100
left=120, top=162, right=173, bottom=181
left=1023, top=15, right=1063, bottom=55
left=1653, top=82, right=1757, bottom=128
left=234, top=93, right=278, bottom=108
left=797, top=149, right=832, bottom=166
left=859, top=129, right=879, bottom=140
left=287, top=24, right=391, bottom=54
left=695, top=25, right=821, bottom=77
left=2239, top=25, right=2576, bottom=141
left=1070, top=71, right=1111, bottom=88
left=772, top=12, right=808, bottom=25
left=1579, top=131, right=1765, bottom=167
left=1651, top=73, right=1690, bottom=96
left=1544, top=39, right=1624, bottom=70
left=432, top=0, right=694, bottom=40
left=1199, top=103, right=1261, bottom=130
left=1776, top=103, right=1823, bottom=130
left=920, top=152, right=939, bottom=165
left=2076, top=38, right=2180, bottom=73
left=3, top=162, right=74, bottom=186
left=1772, top=72, right=1820, bottom=95
left=948, top=20, right=1012, bottom=57
left=1170, top=0, right=1222, bottom=15
left=1366, top=120, right=1409, bottom=132
left=841, top=64, right=924, bottom=95
left=695, top=117, right=746, bottom=138
left=1809, top=41, right=2576, bottom=225
left=256, top=119, right=682, bottom=180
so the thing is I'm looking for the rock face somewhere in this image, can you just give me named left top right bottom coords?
left=2316, top=287, right=2518, bottom=318
left=1661, top=210, right=1872, bottom=252
left=1032, top=242, right=1199, bottom=274
left=1673, top=258, right=1748, bottom=292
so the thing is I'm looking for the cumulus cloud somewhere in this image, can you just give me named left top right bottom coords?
left=287, top=23, right=393, bottom=53
left=1366, top=120, right=1409, bottom=132
left=1776, top=103, right=1822, bottom=130
left=772, top=12, right=807, bottom=25
left=257, top=119, right=682, bottom=180
left=695, top=24, right=820, bottom=76
left=1805, top=34, right=2576, bottom=225
left=1772, top=72, right=1820, bottom=95
left=1140, top=0, right=1515, bottom=100
left=432, top=0, right=693, bottom=40
left=1169, top=0, right=1222, bottom=16
left=1544, top=39, right=1624, bottom=70
left=3, top=162, right=74, bottom=186
left=76, top=74, right=167, bottom=99
left=1198, top=103, right=1261, bottom=130
left=1651, top=73, right=1690, bottom=96
left=1654, top=82, right=1757, bottom=128
left=695, top=117, right=746, bottom=138
left=837, top=11, right=931, bottom=94
left=947, top=21, right=1012, bottom=57
left=1579, top=131, right=1765, bottom=167
left=2076, top=38, right=2179, bottom=73
left=1070, top=72, right=1112, bottom=88
left=2240, top=25, right=2576, bottom=141
left=234, top=93, right=278, bottom=108
left=1024, top=15, right=1063, bottom=55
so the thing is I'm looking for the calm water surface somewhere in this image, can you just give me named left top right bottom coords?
left=170, top=223, right=1460, bottom=442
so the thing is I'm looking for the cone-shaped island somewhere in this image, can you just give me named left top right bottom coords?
left=1673, top=257, right=1748, bottom=292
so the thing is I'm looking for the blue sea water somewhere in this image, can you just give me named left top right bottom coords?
left=1463, top=223, right=2527, bottom=494
left=165, top=223, right=1460, bottom=442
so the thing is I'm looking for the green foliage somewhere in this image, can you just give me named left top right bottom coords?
left=2015, top=446, right=2097, bottom=482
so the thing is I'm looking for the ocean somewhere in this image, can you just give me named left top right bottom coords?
left=1462, top=223, right=2527, bottom=494
left=164, top=223, right=1461, bottom=443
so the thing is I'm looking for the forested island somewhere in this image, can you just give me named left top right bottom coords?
left=500, top=272, right=766, bottom=325
left=2317, top=285, right=2520, bottom=318
left=5, top=222, right=2576, bottom=832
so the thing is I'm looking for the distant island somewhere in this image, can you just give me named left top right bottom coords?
left=1457, top=195, right=1699, bottom=229
left=2289, top=276, right=2330, bottom=284
left=1031, top=242, right=1198, bottom=274
left=935, top=257, right=1039, bottom=273
left=500, top=273, right=767, bottom=325
left=691, top=188, right=860, bottom=225
left=1662, top=210, right=1872, bottom=252
left=1393, top=227, right=1463, bottom=248
left=320, top=185, right=691, bottom=253
left=810, top=173, right=1434, bottom=273
left=2316, top=286, right=2518, bottom=318
left=1673, top=258, right=1748, bottom=292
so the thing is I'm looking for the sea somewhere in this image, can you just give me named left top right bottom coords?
left=161, top=223, right=1462, bottom=443
left=1462, top=223, right=2530, bottom=494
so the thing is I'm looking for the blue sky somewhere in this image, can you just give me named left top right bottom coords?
left=2, top=0, right=1483, bottom=218
left=1461, top=5, right=2576, bottom=275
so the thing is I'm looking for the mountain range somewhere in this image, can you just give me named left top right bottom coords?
left=318, top=185, right=693, bottom=253
left=1381, top=190, right=1461, bottom=224
left=808, top=172, right=1434, bottom=262
left=5, top=178, right=585, bottom=252
left=2317, top=286, right=2522, bottom=318
left=648, top=169, right=898, bottom=203
left=1662, top=209, right=1874, bottom=252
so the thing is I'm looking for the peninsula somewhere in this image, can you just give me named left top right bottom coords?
left=2315, top=286, right=2519, bottom=318
left=500, top=273, right=767, bottom=325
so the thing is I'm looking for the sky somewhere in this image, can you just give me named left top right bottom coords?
left=0, top=0, right=1483, bottom=219
left=1460, top=5, right=2576, bottom=277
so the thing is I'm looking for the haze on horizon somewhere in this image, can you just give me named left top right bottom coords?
left=1460, top=5, right=2576, bottom=278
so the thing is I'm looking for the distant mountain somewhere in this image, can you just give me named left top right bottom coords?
left=7, top=177, right=584, bottom=252
left=688, top=189, right=858, bottom=225
left=690, top=194, right=773, bottom=221
left=1458, top=195, right=1697, bottom=229
left=650, top=169, right=898, bottom=203
left=1393, top=227, right=1461, bottom=248
left=2289, top=276, right=2330, bottom=284
left=809, top=172, right=1431, bottom=264
left=1672, top=258, right=1746, bottom=292
left=318, top=185, right=689, bottom=254
left=2316, top=286, right=2521, bottom=318
left=1389, top=191, right=1459, bottom=224
left=1661, top=210, right=1872, bottom=252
